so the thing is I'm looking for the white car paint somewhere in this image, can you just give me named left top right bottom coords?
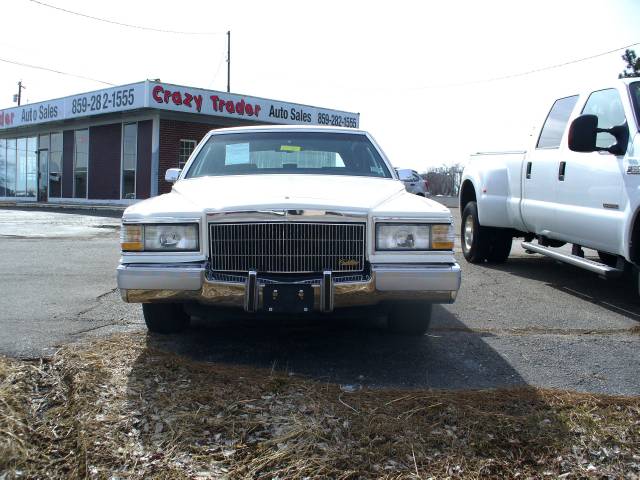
left=461, top=78, right=640, bottom=264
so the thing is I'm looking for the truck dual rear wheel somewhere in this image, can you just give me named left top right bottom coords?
left=461, top=201, right=512, bottom=263
left=387, top=301, right=433, bottom=335
left=142, top=303, right=191, bottom=334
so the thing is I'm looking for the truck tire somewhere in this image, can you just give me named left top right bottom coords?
left=461, top=201, right=490, bottom=263
left=387, top=301, right=433, bottom=335
left=486, top=231, right=513, bottom=263
left=142, top=303, right=190, bottom=334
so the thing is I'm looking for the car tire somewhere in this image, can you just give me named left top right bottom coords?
left=461, top=201, right=490, bottom=263
left=142, top=303, right=191, bottom=334
left=387, top=301, right=433, bottom=335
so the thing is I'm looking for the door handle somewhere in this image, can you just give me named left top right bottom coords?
left=525, top=162, right=532, bottom=179
left=558, top=161, right=566, bottom=181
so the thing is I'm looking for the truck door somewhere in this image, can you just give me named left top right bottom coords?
left=553, top=88, right=627, bottom=252
left=521, top=95, right=579, bottom=237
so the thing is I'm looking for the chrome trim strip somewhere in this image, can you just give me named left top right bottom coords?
left=122, top=217, right=202, bottom=224
left=207, top=209, right=367, bottom=223
left=320, top=270, right=334, bottom=313
left=244, top=271, right=258, bottom=312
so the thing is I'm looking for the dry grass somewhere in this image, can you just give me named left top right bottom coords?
left=1, top=333, right=639, bottom=479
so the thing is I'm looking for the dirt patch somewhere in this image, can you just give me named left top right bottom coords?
left=1, top=333, right=639, bottom=479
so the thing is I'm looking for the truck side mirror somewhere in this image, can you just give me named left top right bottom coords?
left=568, top=114, right=629, bottom=156
left=568, top=115, right=598, bottom=153
left=165, top=168, right=182, bottom=183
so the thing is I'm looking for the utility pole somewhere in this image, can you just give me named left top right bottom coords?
left=226, top=30, right=231, bottom=93
left=14, top=81, right=26, bottom=106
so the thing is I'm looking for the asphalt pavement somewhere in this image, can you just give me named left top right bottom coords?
left=0, top=205, right=638, bottom=395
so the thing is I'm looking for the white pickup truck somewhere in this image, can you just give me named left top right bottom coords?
left=460, top=78, right=640, bottom=292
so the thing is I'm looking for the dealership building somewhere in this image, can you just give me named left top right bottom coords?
left=0, top=80, right=359, bottom=204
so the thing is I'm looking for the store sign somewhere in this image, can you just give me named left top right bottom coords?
left=0, top=81, right=359, bottom=130
left=148, top=82, right=359, bottom=128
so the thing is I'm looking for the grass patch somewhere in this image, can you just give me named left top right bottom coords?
left=1, top=333, right=639, bottom=479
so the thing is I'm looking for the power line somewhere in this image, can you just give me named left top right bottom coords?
left=409, top=41, right=640, bottom=90
left=27, top=0, right=226, bottom=35
left=0, top=57, right=114, bottom=86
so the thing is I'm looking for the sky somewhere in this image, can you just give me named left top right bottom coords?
left=0, top=0, right=638, bottom=172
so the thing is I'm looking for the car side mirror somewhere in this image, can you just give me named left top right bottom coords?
left=568, top=114, right=629, bottom=156
left=165, top=168, right=182, bottom=183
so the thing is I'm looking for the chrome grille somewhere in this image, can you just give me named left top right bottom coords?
left=209, top=222, right=366, bottom=273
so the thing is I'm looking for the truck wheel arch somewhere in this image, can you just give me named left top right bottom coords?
left=630, top=209, right=640, bottom=266
left=460, top=180, right=477, bottom=212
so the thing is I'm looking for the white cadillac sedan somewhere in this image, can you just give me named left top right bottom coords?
left=117, top=126, right=460, bottom=335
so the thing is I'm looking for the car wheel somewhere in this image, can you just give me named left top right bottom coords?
left=461, top=201, right=489, bottom=263
left=387, top=301, right=432, bottom=335
left=486, top=231, right=513, bottom=263
left=142, top=303, right=191, bottom=334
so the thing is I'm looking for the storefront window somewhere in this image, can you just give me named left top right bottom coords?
left=16, top=139, right=27, bottom=197
left=179, top=139, right=197, bottom=168
left=74, top=129, right=88, bottom=198
left=0, top=139, right=5, bottom=196
left=6, top=139, right=16, bottom=197
left=26, top=137, right=37, bottom=197
left=122, top=123, right=137, bottom=199
left=50, top=133, right=62, bottom=198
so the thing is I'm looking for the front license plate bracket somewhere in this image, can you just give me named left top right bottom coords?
left=263, top=284, right=313, bottom=313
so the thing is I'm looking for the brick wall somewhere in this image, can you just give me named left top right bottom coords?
left=158, top=120, right=222, bottom=194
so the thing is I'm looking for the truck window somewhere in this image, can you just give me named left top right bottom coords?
left=631, top=82, right=640, bottom=129
left=536, top=95, right=579, bottom=149
left=581, top=88, right=627, bottom=148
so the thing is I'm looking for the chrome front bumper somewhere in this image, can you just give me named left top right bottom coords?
left=117, top=263, right=461, bottom=311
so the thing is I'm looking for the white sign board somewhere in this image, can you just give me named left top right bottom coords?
left=0, top=82, right=146, bottom=130
left=0, top=81, right=359, bottom=130
left=147, top=82, right=359, bottom=128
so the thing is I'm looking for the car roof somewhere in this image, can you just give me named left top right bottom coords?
left=208, top=125, right=368, bottom=136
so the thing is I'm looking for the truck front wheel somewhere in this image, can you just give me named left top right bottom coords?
left=462, top=201, right=489, bottom=263
left=461, top=201, right=512, bottom=264
left=142, top=303, right=191, bottom=334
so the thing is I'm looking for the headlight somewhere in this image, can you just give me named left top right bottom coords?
left=375, top=223, right=454, bottom=251
left=121, top=223, right=199, bottom=252
left=376, top=224, right=430, bottom=250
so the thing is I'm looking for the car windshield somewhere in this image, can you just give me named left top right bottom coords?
left=184, top=132, right=393, bottom=178
left=631, top=82, right=640, bottom=130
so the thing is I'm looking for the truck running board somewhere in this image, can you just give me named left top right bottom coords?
left=521, top=242, right=624, bottom=279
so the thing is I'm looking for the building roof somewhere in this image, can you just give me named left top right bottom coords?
left=0, top=80, right=359, bottom=132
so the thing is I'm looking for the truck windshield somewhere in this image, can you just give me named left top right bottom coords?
left=631, top=82, right=640, bottom=130
left=184, top=132, right=392, bottom=179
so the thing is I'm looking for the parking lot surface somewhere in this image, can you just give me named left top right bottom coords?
left=0, top=206, right=638, bottom=394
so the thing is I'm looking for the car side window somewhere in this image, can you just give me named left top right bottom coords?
left=536, top=95, right=579, bottom=149
left=581, top=88, right=627, bottom=149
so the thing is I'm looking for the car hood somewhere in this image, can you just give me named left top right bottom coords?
left=124, top=174, right=451, bottom=219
